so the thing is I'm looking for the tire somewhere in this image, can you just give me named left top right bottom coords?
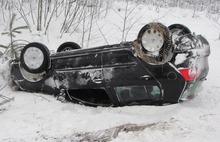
left=134, top=22, right=173, bottom=65
left=20, top=42, right=50, bottom=74
left=168, top=24, right=191, bottom=38
left=57, top=42, right=81, bottom=52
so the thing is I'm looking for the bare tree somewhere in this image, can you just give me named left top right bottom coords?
left=81, top=10, right=87, bottom=48
left=16, top=1, right=32, bottom=32
left=1, top=14, right=28, bottom=59
left=43, top=0, right=52, bottom=27
left=86, top=6, right=95, bottom=48
left=96, top=21, right=109, bottom=45
left=112, top=0, right=140, bottom=42
left=29, top=2, right=36, bottom=25
left=60, top=0, right=83, bottom=37
left=44, top=0, right=58, bottom=35
left=37, top=0, right=43, bottom=31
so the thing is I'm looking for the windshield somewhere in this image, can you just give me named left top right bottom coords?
left=114, top=85, right=161, bottom=104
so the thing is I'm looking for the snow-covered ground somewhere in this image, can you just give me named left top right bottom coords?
left=1, top=1, right=220, bottom=142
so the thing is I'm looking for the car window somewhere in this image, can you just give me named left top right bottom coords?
left=67, top=89, right=112, bottom=107
left=74, top=53, right=101, bottom=68
left=114, top=85, right=161, bottom=104
left=53, top=53, right=101, bottom=69
left=103, top=50, right=135, bottom=66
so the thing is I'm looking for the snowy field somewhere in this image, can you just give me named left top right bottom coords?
left=0, top=1, right=220, bottom=141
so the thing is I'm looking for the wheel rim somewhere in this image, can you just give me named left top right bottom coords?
left=170, top=28, right=184, bottom=41
left=62, top=46, right=73, bottom=51
left=23, top=47, right=44, bottom=70
left=141, top=28, right=164, bottom=52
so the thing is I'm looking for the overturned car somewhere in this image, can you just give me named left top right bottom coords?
left=10, top=22, right=210, bottom=106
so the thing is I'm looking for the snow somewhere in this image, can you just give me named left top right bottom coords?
left=1, top=1, right=220, bottom=142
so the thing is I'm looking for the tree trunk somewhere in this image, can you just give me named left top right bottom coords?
left=37, top=0, right=43, bottom=31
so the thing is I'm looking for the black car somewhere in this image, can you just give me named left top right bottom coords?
left=10, top=22, right=210, bottom=106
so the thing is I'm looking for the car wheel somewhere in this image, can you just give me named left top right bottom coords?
left=20, top=42, right=50, bottom=74
left=168, top=24, right=191, bottom=41
left=57, top=42, right=81, bottom=52
left=134, top=22, right=173, bottom=65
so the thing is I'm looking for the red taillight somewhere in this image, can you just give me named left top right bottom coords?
left=179, top=68, right=197, bottom=81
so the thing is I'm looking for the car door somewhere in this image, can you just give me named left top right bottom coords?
left=102, top=49, right=138, bottom=86
left=52, top=52, right=105, bottom=89
left=102, top=49, right=162, bottom=105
